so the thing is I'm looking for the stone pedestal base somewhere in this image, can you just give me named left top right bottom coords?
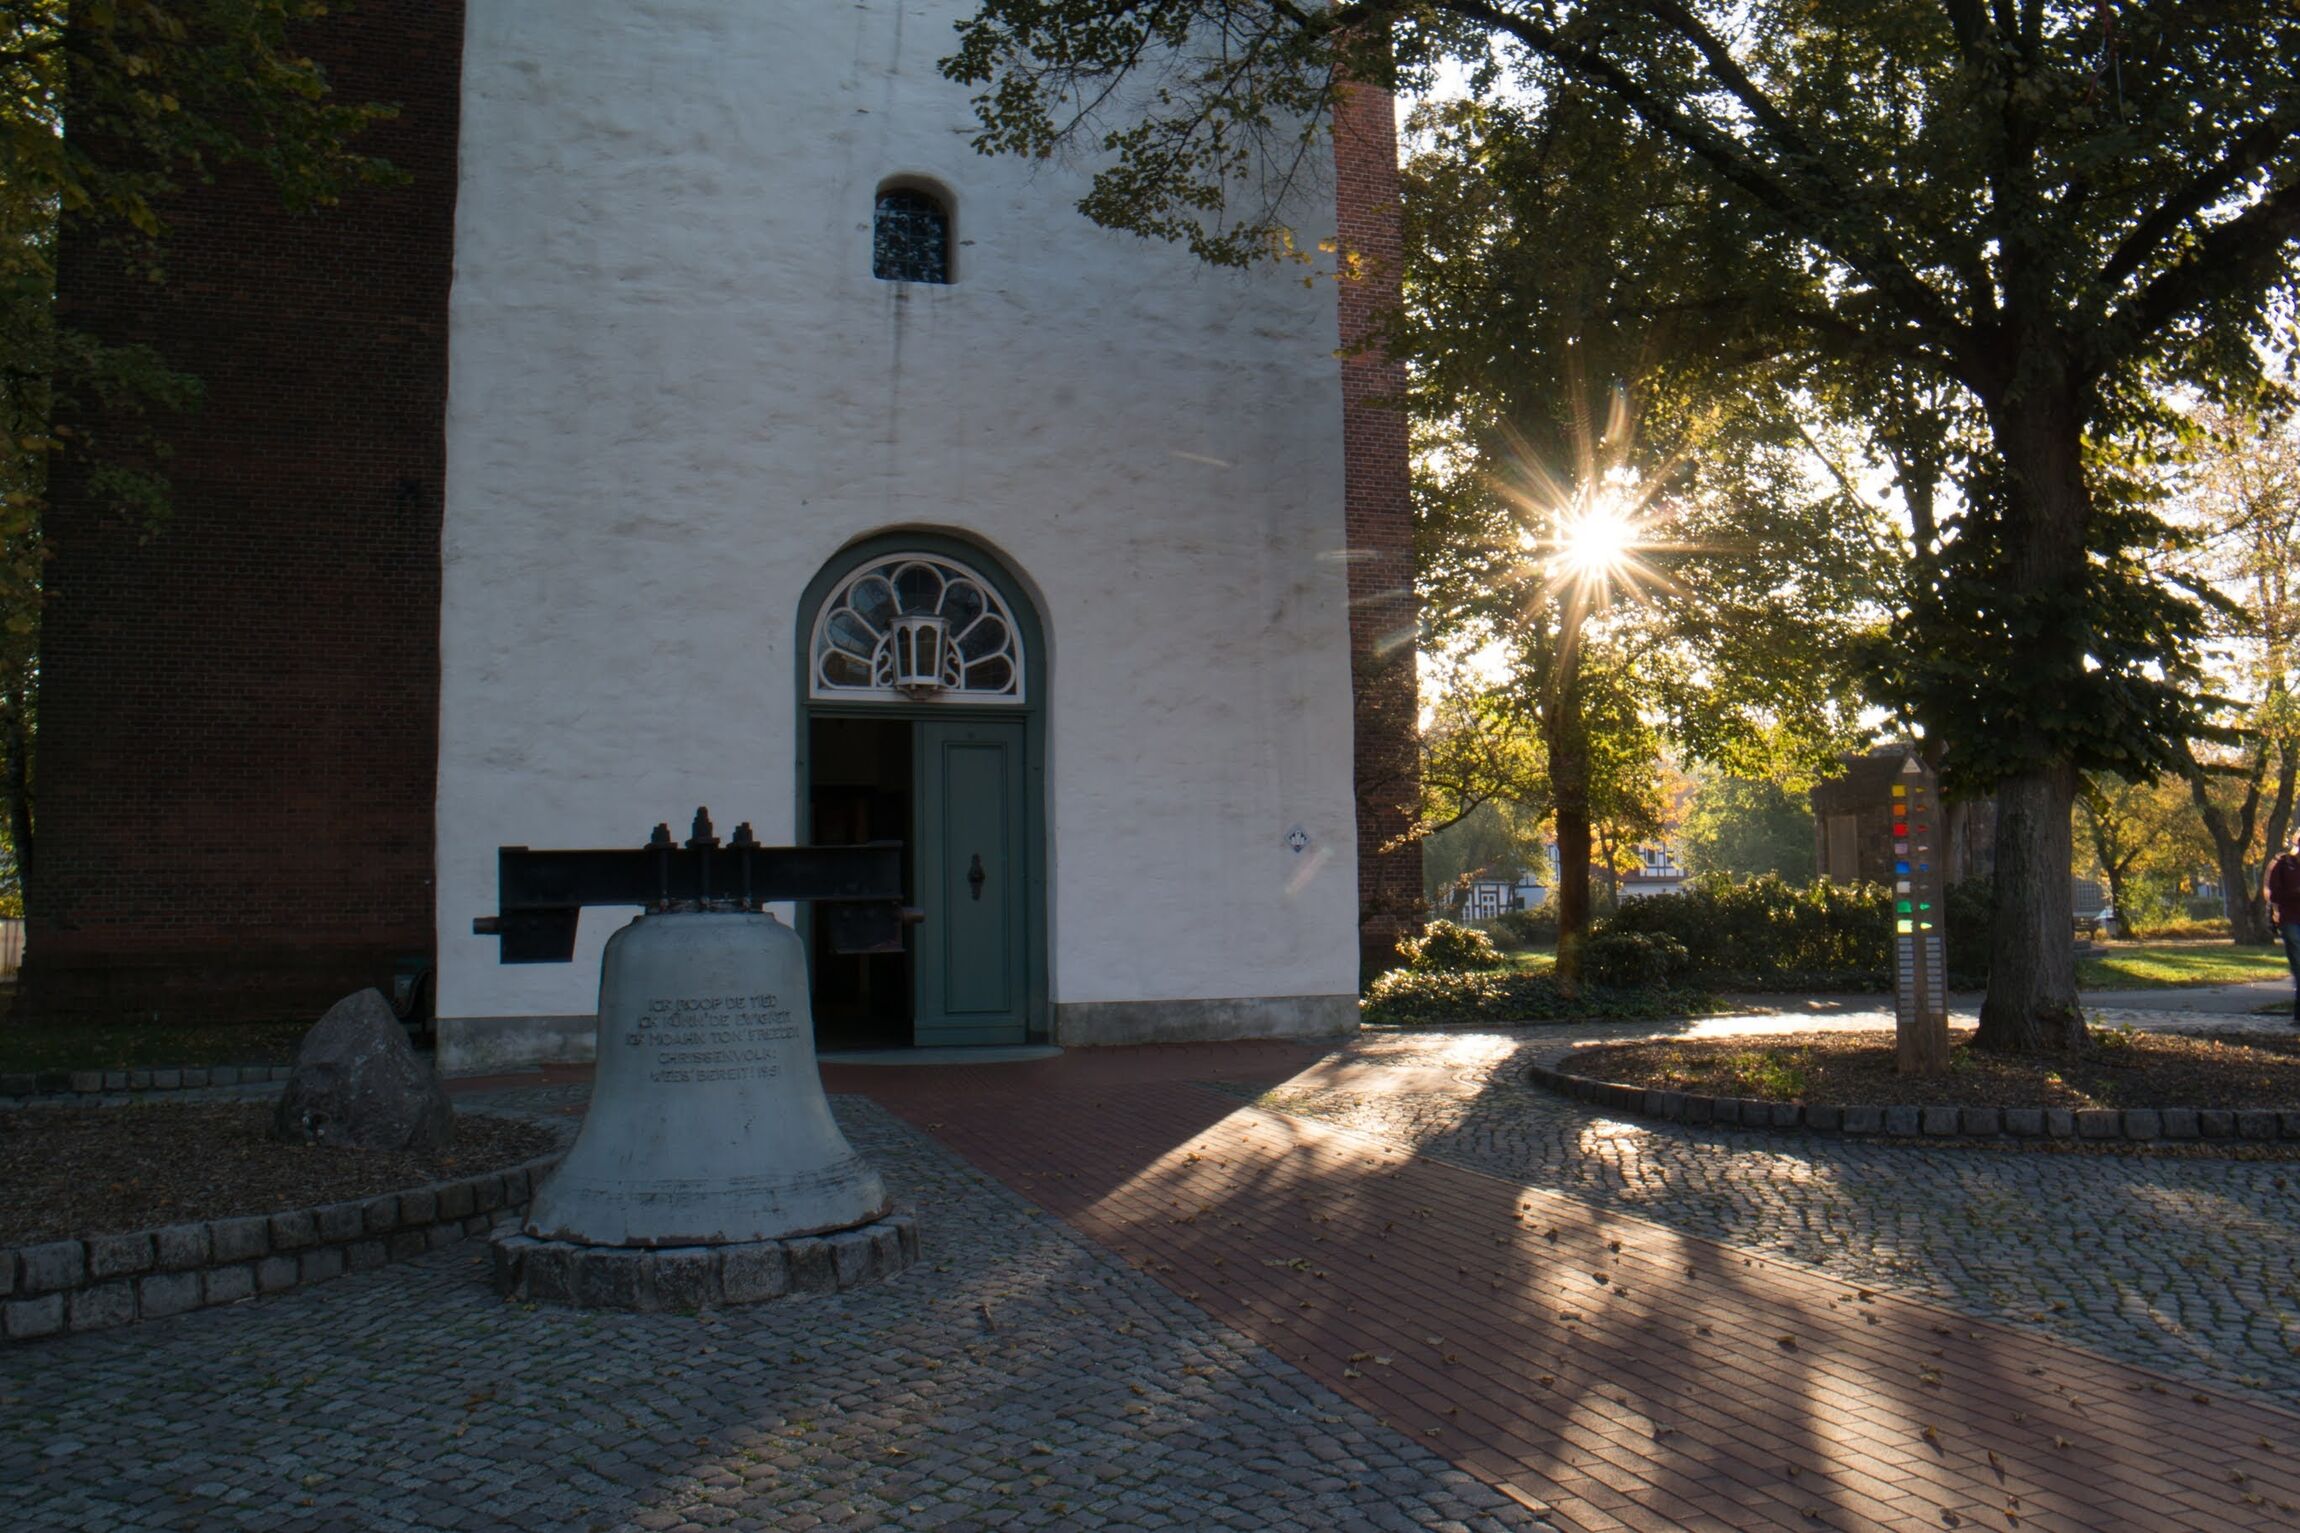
left=491, top=1214, right=918, bottom=1311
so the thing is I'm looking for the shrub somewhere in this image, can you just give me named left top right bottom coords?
left=1483, top=908, right=1559, bottom=949
left=1360, top=966, right=1708, bottom=1026
left=1582, top=930, right=1692, bottom=987
left=1597, top=873, right=1893, bottom=988
left=1400, top=919, right=1504, bottom=972
left=2132, top=917, right=2234, bottom=941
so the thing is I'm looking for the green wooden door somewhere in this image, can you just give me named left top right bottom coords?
left=915, top=719, right=1028, bottom=1045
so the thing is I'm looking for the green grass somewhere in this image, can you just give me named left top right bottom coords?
left=1502, top=946, right=1558, bottom=974
left=0, top=1018, right=311, bottom=1073
left=1711, top=1048, right=1814, bottom=1099
left=2076, top=942, right=2292, bottom=990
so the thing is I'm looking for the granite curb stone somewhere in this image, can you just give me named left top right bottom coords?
left=1531, top=1053, right=2300, bottom=1149
left=0, top=1063, right=295, bottom=1102
left=491, top=1212, right=922, bottom=1312
left=0, top=1146, right=564, bottom=1343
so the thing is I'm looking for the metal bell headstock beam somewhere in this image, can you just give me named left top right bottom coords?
left=471, top=807, right=914, bottom=963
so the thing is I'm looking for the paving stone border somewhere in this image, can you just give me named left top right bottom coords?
left=0, top=1064, right=294, bottom=1101
left=0, top=1147, right=565, bottom=1343
left=491, top=1213, right=921, bottom=1312
left=1528, top=1053, right=2300, bottom=1144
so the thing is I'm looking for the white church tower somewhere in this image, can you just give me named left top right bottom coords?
left=430, top=1, right=1407, bottom=1069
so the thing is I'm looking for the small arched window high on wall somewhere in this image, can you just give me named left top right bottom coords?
left=872, top=184, right=951, bottom=284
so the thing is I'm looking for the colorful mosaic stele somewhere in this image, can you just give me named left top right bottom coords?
left=1893, top=755, right=1949, bottom=1058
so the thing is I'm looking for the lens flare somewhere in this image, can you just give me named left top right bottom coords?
left=1555, top=497, right=1640, bottom=582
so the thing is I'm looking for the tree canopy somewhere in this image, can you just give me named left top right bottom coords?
left=947, top=0, right=2300, bottom=1049
left=1679, top=774, right=1817, bottom=881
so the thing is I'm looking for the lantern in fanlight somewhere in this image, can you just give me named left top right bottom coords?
left=888, top=613, right=950, bottom=696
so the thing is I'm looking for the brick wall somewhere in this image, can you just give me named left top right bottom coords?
left=22, top=2, right=465, bottom=1022
left=1812, top=747, right=1998, bottom=890
left=1332, top=81, right=1424, bottom=982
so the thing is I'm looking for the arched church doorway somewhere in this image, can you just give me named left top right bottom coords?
left=795, top=534, right=1048, bottom=1050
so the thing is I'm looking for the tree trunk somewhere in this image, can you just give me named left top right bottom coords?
left=1553, top=799, right=1591, bottom=993
left=2183, top=757, right=2272, bottom=945
left=1970, top=380, right=2090, bottom=1053
left=1546, top=652, right=1591, bottom=995
left=2099, top=864, right=2127, bottom=934
left=1944, top=797, right=1974, bottom=885
left=2078, top=797, right=2129, bottom=932
left=1974, top=764, right=2086, bottom=1051
left=0, top=681, right=29, bottom=912
left=1594, top=824, right=1621, bottom=910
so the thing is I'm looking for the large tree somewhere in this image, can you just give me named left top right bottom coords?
left=2169, top=391, right=2299, bottom=942
left=1404, top=83, right=1880, bottom=983
left=947, top=0, right=2300, bottom=1050
left=1, top=0, right=396, bottom=900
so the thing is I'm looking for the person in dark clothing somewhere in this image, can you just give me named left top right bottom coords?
left=2268, top=832, right=2300, bottom=1023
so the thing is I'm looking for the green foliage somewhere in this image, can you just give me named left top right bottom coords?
left=1360, top=966, right=1710, bottom=1026
left=1872, top=471, right=2228, bottom=795
left=1597, top=874, right=1894, bottom=989
left=1414, top=686, right=1551, bottom=905
left=1484, top=907, right=1558, bottom=949
left=2110, top=876, right=2187, bottom=935
left=1398, top=918, right=1504, bottom=973
left=1677, top=776, right=1817, bottom=881
left=1582, top=929, right=1691, bottom=988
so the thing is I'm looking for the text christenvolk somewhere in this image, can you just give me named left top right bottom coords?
left=627, top=994, right=797, bottom=1084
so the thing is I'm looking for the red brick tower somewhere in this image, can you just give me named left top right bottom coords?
left=21, top=2, right=467, bottom=1022
left=1333, top=82, right=1424, bottom=982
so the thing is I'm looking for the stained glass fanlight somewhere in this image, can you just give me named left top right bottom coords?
left=811, top=555, right=1023, bottom=703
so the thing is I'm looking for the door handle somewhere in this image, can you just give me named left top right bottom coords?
left=967, top=853, right=986, bottom=901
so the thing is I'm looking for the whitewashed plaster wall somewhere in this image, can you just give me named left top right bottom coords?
left=436, top=0, right=1362, bottom=1036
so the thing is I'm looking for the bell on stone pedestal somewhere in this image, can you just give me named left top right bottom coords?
left=524, top=908, right=889, bottom=1248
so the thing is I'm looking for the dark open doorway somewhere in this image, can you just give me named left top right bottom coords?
left=807, top=715, right=914, bottom=1050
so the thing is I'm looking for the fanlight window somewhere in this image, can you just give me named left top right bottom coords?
left=811, top=555, right=1024, bottom=703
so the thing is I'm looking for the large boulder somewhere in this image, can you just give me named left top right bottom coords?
left=273, top=989, right=454, bottom=1151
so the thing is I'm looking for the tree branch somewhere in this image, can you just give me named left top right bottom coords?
left=2098, top=105, right=2300, bottom=297
left=2100, top=176, right=2300, bottom=378
left=1439, top=0, right=1976, bottom=370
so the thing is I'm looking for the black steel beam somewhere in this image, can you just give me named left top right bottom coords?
left=470, top=810, right=912, bottom=964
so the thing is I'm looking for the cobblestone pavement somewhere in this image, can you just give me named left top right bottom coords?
left=1238, top=1024, right=2300, bottom=1413
left=0, top=1094, right=1541, bottom=1533
left=854, top=1043, right=2300, bottom=1532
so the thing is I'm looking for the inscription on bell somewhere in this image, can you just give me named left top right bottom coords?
left=625, top=992, right=799, bottom=1082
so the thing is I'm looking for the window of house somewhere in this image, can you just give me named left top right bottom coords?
left=873, top=186, right=951, bottom=284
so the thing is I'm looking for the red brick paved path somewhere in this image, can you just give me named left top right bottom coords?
left=829, top=1044, right=2300, bottom=1533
